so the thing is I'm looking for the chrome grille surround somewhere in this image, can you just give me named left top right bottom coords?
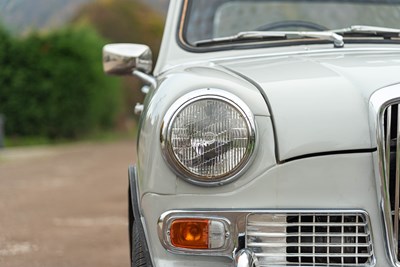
left=246, top=212, right=374, bottom=266
left=371, top=85, right=400, bottom=266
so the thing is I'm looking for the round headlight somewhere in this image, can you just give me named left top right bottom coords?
left=161, top=89, right=256, bottom=186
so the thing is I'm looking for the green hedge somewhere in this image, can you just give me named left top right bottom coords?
left=0, top=25, right=121, bottom=139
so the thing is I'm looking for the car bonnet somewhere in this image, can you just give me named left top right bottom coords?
left=216, top=49, right=400, bottom=161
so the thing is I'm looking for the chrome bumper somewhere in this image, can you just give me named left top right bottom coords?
left=235, top=249, right=259, bottom=267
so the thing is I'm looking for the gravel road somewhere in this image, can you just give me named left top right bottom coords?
left=0, top=140, right=135, bottom=267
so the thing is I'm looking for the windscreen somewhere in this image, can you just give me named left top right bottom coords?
left=183, top=0, right=400, bottom=46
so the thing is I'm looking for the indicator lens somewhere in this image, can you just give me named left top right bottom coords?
left=170, top=219, right=209, bottom=249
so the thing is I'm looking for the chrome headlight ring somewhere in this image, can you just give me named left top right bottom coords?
left=160, top=88, right=256, bottom=186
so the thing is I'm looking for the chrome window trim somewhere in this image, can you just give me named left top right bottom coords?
left=160, top=88, right=257, bottom=187
left=370, top=83, right=400, bottom=267
left=157, top=209, right=374, bottom=264
left=177, top=0, right=188, bottom=47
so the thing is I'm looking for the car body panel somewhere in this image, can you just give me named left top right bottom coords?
left=219, top=50, right=400, bottom=160
left=138, top=112, right=275, bottom=196
left=141, top=153, right=386, bottom=266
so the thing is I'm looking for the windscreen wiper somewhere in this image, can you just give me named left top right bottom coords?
left=194, top=25, right=400, bottom=49
left=195, top=31, right=344, bottom=48
left=330, top=25, right=400, bottom=38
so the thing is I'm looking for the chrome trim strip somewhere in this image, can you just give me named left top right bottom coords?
left=387, top=106, right=393, bottom=206
left=157, top=209, right=374, bottom=264
left=160, top=88, right=257, bottom=187
left=158, top=213, right=232, bottom=256
left=370, top=84, right=400, bottom=266
left=178, top=0, right=189, bottom=47
left=397, top=105, right=400, bottom=256
left=395, top=105, right=400, bottom=257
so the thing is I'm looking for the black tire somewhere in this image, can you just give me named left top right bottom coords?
left=128, top=186, right=134, bottom=260
left=128, top=167, right=152, bottom=267
left=131, top=220, right=148, bottom=267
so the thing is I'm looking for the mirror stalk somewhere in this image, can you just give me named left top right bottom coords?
left=133, top=70, right=157, bottom=88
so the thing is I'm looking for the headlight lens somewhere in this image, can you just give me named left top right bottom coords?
left=161, top=89, right=256, bottom=186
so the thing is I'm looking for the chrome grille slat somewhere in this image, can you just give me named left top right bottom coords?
left=252, top=261, right=371, bottom=267
left=356, top=215, right=359, bottom=265
left=248, top=222, right=368, bottom=227
left=254, top=252, right=373, bottom=257
left=247, top=242, right=373, bottom=248
left=246, top=212, right=374, bottom=266
left=247, top=232, right=370, bottom=237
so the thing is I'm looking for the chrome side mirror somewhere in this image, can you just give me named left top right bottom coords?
left=103, top=43, right=153, bottom=75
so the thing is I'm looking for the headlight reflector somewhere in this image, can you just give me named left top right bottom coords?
left=161, top=89, right=256, bottom=186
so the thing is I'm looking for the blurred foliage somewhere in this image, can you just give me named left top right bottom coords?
left=0, top=0, right=165, bottom=143
left=74, top=0, right=164, bottom=60
left=73, top=0, right=165, bottom=120
left=0, top=24, right=122, bottom=139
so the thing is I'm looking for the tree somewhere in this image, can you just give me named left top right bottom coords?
left=0, top=25, right=122, bottom=139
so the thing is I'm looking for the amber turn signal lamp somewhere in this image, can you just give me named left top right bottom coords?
left=170, top=219, right=209, bottom=249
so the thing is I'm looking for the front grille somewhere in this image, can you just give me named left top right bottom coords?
left=246, top=212, right=374, bottom=266
left=379, top=101, right=400, bottom=261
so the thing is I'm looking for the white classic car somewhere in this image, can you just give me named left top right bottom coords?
left=103, top=0, right=400, bottom=266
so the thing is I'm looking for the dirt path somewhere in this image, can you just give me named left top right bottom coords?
left=0, top=140, right=135, bottom=267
